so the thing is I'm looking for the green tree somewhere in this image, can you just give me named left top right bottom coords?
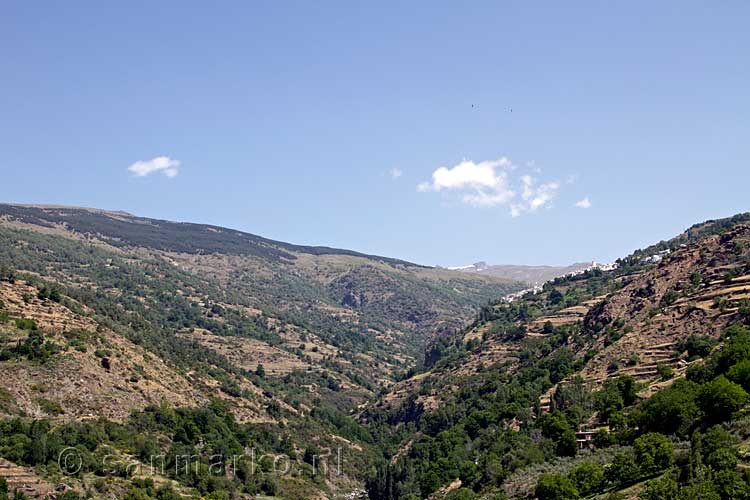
left=715, top=325, right=750, bottom=374
left=634, top=433, right=674, bottom=475
left=539, top=412, right=578, bottom=457
left=706, top=449, right=738, bottom=473
left=713, top=470, right=750, bottom=500
left=632, top=379, right=701, bottom=437
left=535, top=474, right=578, bottom=500
left=607, top=452, right=641, bottom=486
left=568, top=462, right=605, bottom=496
left=726, top=360, right=750, bottom=392
left=701, top=426, right=738, bottom=468
left=640, top=477, right=679, bottom=500
left=697, top=376, right=748, bottom=424
left=677, top=481, right=721, bottom=500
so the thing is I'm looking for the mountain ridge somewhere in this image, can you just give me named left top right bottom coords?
left=0, top=203, right=429, bottom=267
left=445, top=261, right=597, bottom=285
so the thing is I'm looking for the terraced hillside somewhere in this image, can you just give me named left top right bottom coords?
left=364, top=215, right=750, bottom=500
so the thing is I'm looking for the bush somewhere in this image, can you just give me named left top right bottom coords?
left=593, top=429, right=618, bottom=448
left=445, top=488, right=477, bottom=500
left=657, top=364, right=674, bottom=381
left=14, top=318, right=37, bottom=331
left=715, top=325, right=750, bottom=374
left=36, top=398, right=64, bottom=416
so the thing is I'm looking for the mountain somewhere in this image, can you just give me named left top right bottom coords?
left=364, top=213, right=750, bottom=500
left=3, top=204, right=750, bottom=500
left=446, top=262, right=597, bottom=285
left=0, top=203, right=524, bottom=500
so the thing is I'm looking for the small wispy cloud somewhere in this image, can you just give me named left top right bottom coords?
left=127, top=156, right=180, bottom=178
left=575, top=197, right=592, bottom=209
left=417, top=157, right=562, bottom=216
left=510, top=175, right=560, bottom=217
left=390, top=167, right=403, bottom=180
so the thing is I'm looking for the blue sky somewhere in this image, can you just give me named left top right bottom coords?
left=1, top=2, right=748, bottom=266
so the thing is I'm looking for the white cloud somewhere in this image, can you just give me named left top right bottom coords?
left=127, top=156, right=180, bottom=178
left=575, top=197, right=592, bottom=209
left=417, top=158, right=514, bottom=207
left=510, top=176, right=559, bottom=217
left=390, top=167, right=403, bottom=180
left=418, top=158, right=561, bottom=216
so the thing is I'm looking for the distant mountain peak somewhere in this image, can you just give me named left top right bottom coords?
left=446, top=261, right=596, bottom=285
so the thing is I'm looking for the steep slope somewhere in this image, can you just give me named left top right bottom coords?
left=364, top=215, right=750, bottom=500
left=0, top=279, right=209, bottom=421
left=0, top=203, right=523, bottom=500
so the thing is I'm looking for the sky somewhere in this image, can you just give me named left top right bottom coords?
left=1, top=2, right=748, bottom=266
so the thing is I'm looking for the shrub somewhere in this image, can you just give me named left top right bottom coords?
left=701, top=425, right=738, bottom=458
left=657, top=364, right=674, bottom=381
left=660, top=290, right=679, bottom=307
left=445, top=489, right=477, bottom=500
left=36, top=398, right=64, bottom=416
left=14, top=318, right=38, bottom=331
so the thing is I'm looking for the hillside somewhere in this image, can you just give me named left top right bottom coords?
left=0, top=204, right=523, bottom=500
left=364, top=214, right=750, bottom=500
left=3, top=205, right=750, bottom=500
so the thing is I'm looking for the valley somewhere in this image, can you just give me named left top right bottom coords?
left=1, top=205, right=750, bottom=500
